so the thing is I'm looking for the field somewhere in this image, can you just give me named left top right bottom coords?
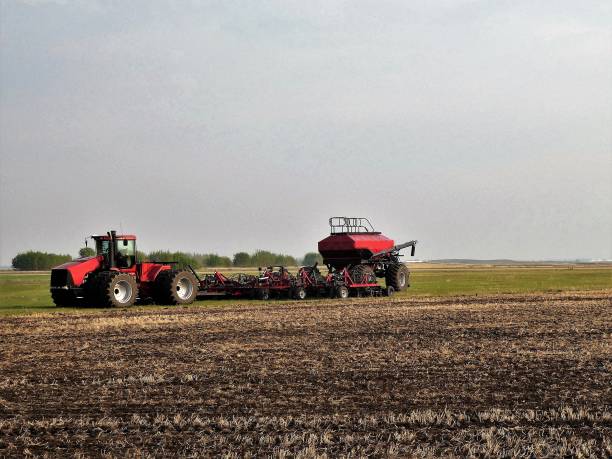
left=0, top=267, right=611, bottom=456
left=0, top=265, right=611, bottom=316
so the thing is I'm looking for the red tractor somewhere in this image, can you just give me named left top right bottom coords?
left=50, top=231, right=199, bottom=307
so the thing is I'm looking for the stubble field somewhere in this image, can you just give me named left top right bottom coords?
left=1, top=289, right=611, bottom=457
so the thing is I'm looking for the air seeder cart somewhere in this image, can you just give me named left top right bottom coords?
left=313, top=217, right=417, bottom=298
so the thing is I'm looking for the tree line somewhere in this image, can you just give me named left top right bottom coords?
left=11, top=251, right=72, bottom=271
left=11, top=249, right=324, bottom=270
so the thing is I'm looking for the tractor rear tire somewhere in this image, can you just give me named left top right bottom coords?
left=385, top=263, right=409, bottom=291
left=336, top=285, right=349, bottom=299
left=350, top=265, right=376, bottom=284
left=99, top=272, right=138, bottom=307
left=154, top=270, right=198, bottom=305
left=51, top=290, right=79, bottom=307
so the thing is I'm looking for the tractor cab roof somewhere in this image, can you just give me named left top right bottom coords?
left=91, top=234, right=137, bottom=240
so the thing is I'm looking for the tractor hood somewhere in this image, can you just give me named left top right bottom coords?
left=52, top=255, right=104, bottom=287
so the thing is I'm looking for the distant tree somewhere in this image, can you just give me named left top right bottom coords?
left=147, top=250, right=199, bottom=268
left=249, top=250, right=297, bottom=267
left=140, top=249, right=296, bottom=269
left=302, top=252, right=323, bottom=266
left=192, top=253, right=207, bottom=267
left=203, top=253, right=232, bottom=268
left=232, top=252, right=251, bottom=267
left=218, top=256, right=232, bottom=267
left=12, top=251, right=72, bottom=270
left=78, top=247, right=96, bottom=258
left=274, top=254, right=297, bottom=266
left=136, top=250, right=147, bottom=262
left=251, top=250, right=275, bottom=267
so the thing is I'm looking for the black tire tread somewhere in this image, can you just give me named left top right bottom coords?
left=83, top=272, right=103, bottom=306
left=51, top=290, right=79, bottom=307
left=256, top=288, right=270, bottom=301
left=98, top=272, right=138, bottom=307
left=336, top=285, right=349, bottom=299
left=385, top=263, right=410, bottom=291
left=154, top=270, right=198, bottom=305
left=292, top=287, right=307, bottom=300
left=350, top=265, right=376, bottom=284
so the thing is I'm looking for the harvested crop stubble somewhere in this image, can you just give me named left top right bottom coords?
left=0, top=290, right=610, bottom=457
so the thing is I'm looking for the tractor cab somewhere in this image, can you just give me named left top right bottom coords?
left=91, top=231, right=137, bottom=270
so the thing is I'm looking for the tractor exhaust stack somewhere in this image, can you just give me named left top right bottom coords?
left=107, top=230, right=117, bottom=269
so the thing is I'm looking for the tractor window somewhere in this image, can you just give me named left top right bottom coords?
left=96, top=239, right=110, bottom=256
left=117, top=240, right=135, bottom=268
left=118, top=240, right=135, bottom=256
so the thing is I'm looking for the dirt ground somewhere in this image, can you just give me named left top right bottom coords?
left=1, top=291, right=610, bottom=457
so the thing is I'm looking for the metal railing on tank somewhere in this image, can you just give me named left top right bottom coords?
left=328, top=217, right=375, bottom=234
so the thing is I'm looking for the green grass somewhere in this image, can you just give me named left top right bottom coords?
left=408, top=267, right=612, bottom=296
left=0, top=267, right=610, bottom=316
left=0, top=274, right=54, bottom=315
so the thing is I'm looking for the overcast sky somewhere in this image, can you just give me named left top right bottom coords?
left=0, top=0, right=610, bottom=264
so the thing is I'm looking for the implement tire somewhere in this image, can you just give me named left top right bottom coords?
left=336, top=285, right=349, bottom=299
left=256, top=288, right=270, bottom=301
left=385, top=263, right=409, bottom=292
left=350, top=264, right=376, bottom=284
left=99, top=272, right=138, bottom=307
left=154, top=270, right=198, bottom=305
left=292, top=287, right=307, bottom=300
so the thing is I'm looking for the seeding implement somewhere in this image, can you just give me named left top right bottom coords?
left=50, top=218, right=417, bottom=306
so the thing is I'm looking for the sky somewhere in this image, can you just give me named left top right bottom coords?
left=0, top=0, right=610, bottom=264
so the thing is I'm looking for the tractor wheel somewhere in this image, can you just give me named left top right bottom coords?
left=385, top=285, right=395, bottom=297
left=83, top=273, right=102, bottom=306
left=336, top=285, right=349, bottom=299
left=154, top=270, right=198, bottom=305
left=385, top=263, right=410, bottom=291
left=99, top=272, right=138, bottom=307
left=256, top=288, right=270, bottom=301
left=293, top=287, right=307, bottom=300
left=51, top=290, right=79, bottom=307
left=350, top=264, right=377, bottom=284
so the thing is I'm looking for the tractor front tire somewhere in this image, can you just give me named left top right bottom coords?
left=385, top=263, right=410, bottom=291
left=51, top=290, right=79, bottom=307
left=154, top=270, right=198, bottom=305
left=99, top=272, right=138, bottom=307
left=83, top=273, right=103, bottom=306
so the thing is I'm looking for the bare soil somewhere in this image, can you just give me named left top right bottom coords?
left=1, top=291, right=610, bottom=457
